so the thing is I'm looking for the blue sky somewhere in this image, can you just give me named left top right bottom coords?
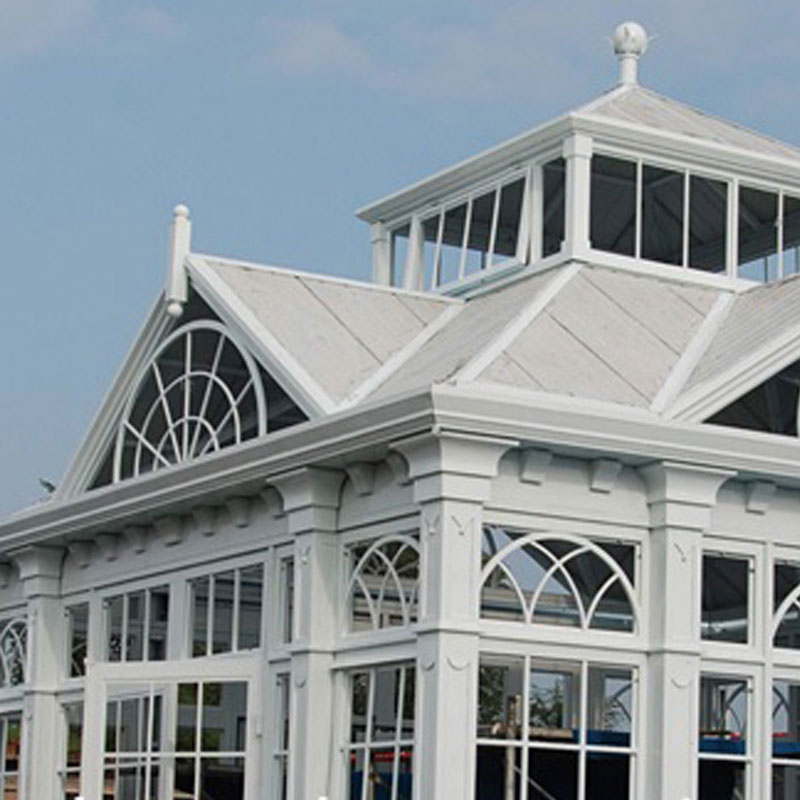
left=1, top=0, right=799, bottom=515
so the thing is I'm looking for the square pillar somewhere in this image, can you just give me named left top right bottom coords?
left=11, top=545, right=64, bottom=800
left=563, top=132, right=593, bottom=259
left=639, top=462, right=735, bottom=800
left=270, top=467, right=344, bottom=800
left=392, top=432, right=517, bottom=800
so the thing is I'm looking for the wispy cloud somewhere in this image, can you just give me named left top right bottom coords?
left=0, top=0, right=91, bottom=58
left=127, top=7, right=184, bottom=42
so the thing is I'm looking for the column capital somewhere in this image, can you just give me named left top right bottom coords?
left=269, top=467, right=344, bottom=512
left=639, top=461, right=735, bottom=531
left=390, top=431, right=517, bottom=503
left=9, top=545, right=63, bottom=597
left=562, top=131, right=593, bottom=160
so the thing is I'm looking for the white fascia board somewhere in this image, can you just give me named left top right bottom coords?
left=56, top=294, right=173, bottom=500
left=428, top=384, right=800, bottom=482
left=337, top=302, right=465, bottom=410
left=0, top=391, right=439, bottom=547
left=186, top=255, right=336, bottom=418
left=573, top=114, right=800, bottom=189
left=667, top=321, right=800, bottom=423
left=454, top=263, right=582, bottom=384
left=356, top=116, right=573, bottom=224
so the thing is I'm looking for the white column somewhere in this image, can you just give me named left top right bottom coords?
left=562, top=132, right=593, bottom=260
left=270, top=467, right=344, bottom=800
left=392, top=432, right=517, bottom=800
left=12, top=545, right=64, bottom=800
left=639, top=462, right=734, bottom=800
left=371, top=222, right=392, bottom=285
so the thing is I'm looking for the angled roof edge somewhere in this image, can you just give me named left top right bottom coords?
left=56, top=295, right=173, bottom=500
left=186, top=255, right=337, bottom=417
left=666, top=319, right=800, bottom=423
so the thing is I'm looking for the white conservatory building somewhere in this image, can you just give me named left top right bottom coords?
left=7, top=19, right=800, bottom=800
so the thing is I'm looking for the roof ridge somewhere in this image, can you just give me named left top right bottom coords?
left=453, top=263, right=583, bottom=384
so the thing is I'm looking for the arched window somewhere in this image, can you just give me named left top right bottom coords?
left=480, top=527, right=638, bottom=632
left=347, top=535, right=420, bottom=632
left=114, top=322, right=266, bottom=481
left=0, top=618, right=26, bottom=687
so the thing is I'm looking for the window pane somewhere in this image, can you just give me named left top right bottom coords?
left=191, top=577, right=210, bottom=657
left=475, top=745, right=521, bottom=800
left=148, top=586, right=169, bottom=661
left=373, top=667, right=401, bottom=742
left=465, top=190, right=497, bottom=275
left=529, top=660, right=580, bottom=743
left=774, top=764, right=800, bottom=800
left=591, top=155, right=636, bottom=256
left=690, top=176, right=727, bottom=273
left=201, top=682, right=246, bottom=753
left=238, top=565, right=263, bottom=651
left=542, top=158, right=565, bottom=257
left=477, top=655, right=524, bottom=740
left=64, top=703, right=83, bottom=768
left=348, top=749, right=366, bottom=800
left=738, top=185, right=779, bottom=282
left=200, top=757, right=244, bottom=800
left=586, top=752, right=630, bottom=800
left=176, top=683, right=198, bottom=752
left=783, top=195, right=800, bottom=276
left=528, top=749, right=578, bottom=800
left=773, top=680, right=800, bottom=758
left=641, top=165, right=684, bottom=265
left=492, top=178, right=525, bottom=262
left=5, top=718, right=20, bottom=776
left=281, top=558, right=294, bottom=645
left=438, top=203, right=468, bottom=285
left=588, top=666, right=632, bottom=747
left=698, top=760, right=745, bottom=800
left=107, top=596, right=123, bottom=662
left=277, top=674, right=290, bottom=751
left=369, top=749, right=396, bottom=800
left=351, top=672, right=369, bottom=743
left=391, top=224, right=410, bottom=288
left=126, top=591, right=145, bottom=661
left=67, top=603, right=88, bottom=678
left=175, top=756, right=195, bottom=799
left=699, top=675, right=748, bottom=754
left=702, top=555, right=749, bottom=643
left=212, top=572, right=234, bottom=655
left=400, top=666, right=415, bottom=741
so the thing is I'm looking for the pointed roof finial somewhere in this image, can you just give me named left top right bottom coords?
left=612, top=21, right=648, bottom=86
left=166, top=203, right=191, bottom=318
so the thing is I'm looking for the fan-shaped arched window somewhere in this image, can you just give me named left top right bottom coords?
left=773, top=561, right=800, bottom=649
left=347, top=535, right=420, bottom=632
left=0, top=618, right=26, bottom=687
left=114, top=322, right=266, bottom=481
left=480, top=527, right=638, bottom=632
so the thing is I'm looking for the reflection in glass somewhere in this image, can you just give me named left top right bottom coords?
left=478, top=656, right=524, bottom=740
left=738, top=185, right=779, bottom=282
left=701, top=555, right=749, bottom=644
left=588, top=666, right=632, bottom=747
left=67, top=603, right=89, bottom=678
left=529, top=661, right=580, bottom=743
left=773, top=681, right=800, bottom=759
left=699, top=675, right=748, bottom=754
left=774, top=764, right=800, bottom=800
left=351, top=673, right=369, bottom=743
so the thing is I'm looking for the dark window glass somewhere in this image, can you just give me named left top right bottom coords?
left=701, top=555, right=749, bottom=643
left=126, top=591, right=145, bottom=662
left=191, top=577, right=210, bottom=657
left=775, top=562, right=800, bottom=650
left=391, top=224, right=410, bottom=288
left=528, top=749, right=578, bottom=800
left=148, top=586, right=169, bottom=661
left=698, top=760, right=745, bottom=800
left=586, top=753, right=630, bottom=800
left=212, top=572, right=234, bottom=655
left=591, top=155, right=636, bottom=256
left=439, top=203, right=468, bottom=285
left=422, top=213, right=440, bottom=290
left=542, top=158, right=566, bottom=257
left=641, top=165, right=684, bottom=265
left=587, top=666, right=632, bottom=748
left=773, top=680, right=800, bottom=759
left=107, top=596, right=123, bottom=662
left=475, top=745, right=522, bottom=799
left=774, top=764, right=800, bottom=799
left=690, top=176, right=728, bottom=273
left=493, top=178, right=525, bottom=261
left=739, top=186, right=779, bottom=282
left=238, top=565, right=263, bottom=651
left=67, top=603, right=89, bottom=678
left=465, top=190, right=497, bottom=275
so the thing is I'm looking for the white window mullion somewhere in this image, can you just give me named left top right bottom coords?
left=487, top=185, right=502, bottom=268
left=578, top=661, right=588, bottom=800
left=458, top=199, right=474, bottom=280
left=682, top=169, right=690, bottom=269
left=432, top=211, right=445, bottom=289
left=634, top=159, right=643, bottom=260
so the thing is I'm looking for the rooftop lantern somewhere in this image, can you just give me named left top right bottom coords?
left=360, top=21, right=800, bottom=293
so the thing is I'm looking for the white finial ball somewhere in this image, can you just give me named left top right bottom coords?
left=166, top=300, right=184, bottom=318
left=173, top=203, right=190, bottom=219
left=612, top=21, right=648, bottom=57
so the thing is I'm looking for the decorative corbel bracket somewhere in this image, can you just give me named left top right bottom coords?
left=345, top=462, right=375, bottom=496
left=590, top=459, right=623, bottom=494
